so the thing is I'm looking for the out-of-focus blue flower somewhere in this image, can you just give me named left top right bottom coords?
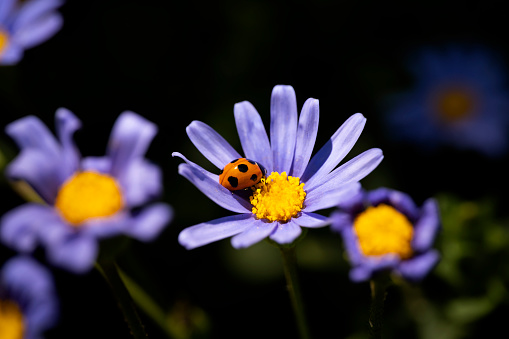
left=0, top=0, right=63, bottom=65
left=0, top=108, right=173, bottom=273
left=174, top=85, right=383, bottom=249
left=385, top=47, right=509, bottom=157
left=331, top=188, right=441, bottom=282
left=0, top=256, right=58, bottom=339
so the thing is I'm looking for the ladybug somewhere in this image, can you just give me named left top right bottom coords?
left=219, top=158, right=266, bottom=191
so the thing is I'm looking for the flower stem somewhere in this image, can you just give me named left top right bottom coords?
left=368, top=275, right=392, bottom=339
left=96, top=260, right=148, bottom=339
left=279, top=245, right=311, bottom=339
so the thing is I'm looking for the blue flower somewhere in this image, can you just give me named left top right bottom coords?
left=174, top=85, right=383, bottom=249
left=0, top=256, right=58, bottom=339
left=331, top=188, right=441, bottom=282
left=385, top=46, right=509, bottom=157
left=0, top=0, right=63, bottom=65
left=1, top=108, right=173, bottom=273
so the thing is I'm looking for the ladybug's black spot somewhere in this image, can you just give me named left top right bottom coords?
left=219, top=169, right=223, bottom=175
left=237, top=164, right=249, bottom=173
left=250, top=174, right=258, bottom=181
left=230, top=159, right=239, bottom=164
left=247, top=159, right=256, bottom=165
left=228, top=176, right=239, bottom=188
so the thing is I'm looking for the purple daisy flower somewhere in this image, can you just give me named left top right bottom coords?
left=1, top=108, right=173, bottom=273
left=0, top=256, right=58, bottom=339
left=331, top=188, right=441, bottom=282
left=174, top=85, right=383, bottom=249
left=385, top=46, right=509, bottom=157
left=0, top=0, right=63, bottom=65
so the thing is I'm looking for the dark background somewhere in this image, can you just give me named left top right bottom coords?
left=1, top=1, right=509, bottom=338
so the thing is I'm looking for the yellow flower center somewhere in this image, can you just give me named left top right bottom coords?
left=0, top=299, right=24, bottom=339
left=54, top=171, right=124, bottom=226
left=250, top=172, right=306, bottom=223
left=434, top=88, right=475, bottom=122
left=353, top=204, right=414, bottom=259
left=0, top=29, right=9, bottom=56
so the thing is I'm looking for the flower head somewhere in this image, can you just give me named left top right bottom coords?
left=331, top=188, right=441, bottom=282
left=0, top=256, right=58, bottom=339
left=174, top=85, right=383, bottom=249
left=1, top=108, right=173, bottom=273
left=0, top=0, right=63, bottom=65
left=385, top=46, right=509, bottom=157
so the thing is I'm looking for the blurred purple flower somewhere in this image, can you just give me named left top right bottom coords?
left=0, top=256, right=58, bottom=339
left=1, top=108, right=173, bottom=273
left=331, top=188, right=441, bottom=282
left=385, top=46, right=509, bottom=157
left=0, top=0, right=63, bottom=65
left=174, top=85, right=383, bottom=249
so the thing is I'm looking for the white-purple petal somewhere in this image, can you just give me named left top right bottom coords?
left=270, top=85, right=298, bottom=174
left=0, top=44, right=24, bottom=65
left=269, top=220, right=302, bottom=244
left=306, top=148, right=383, bottom=193
left=55, top=108, right=81, bottom=180
left=304, top=182, right=361, bottom=213
left=178, top=163, right=251, bottom=213
left=12, top=0, right=62, bottom=32
left=12, top=12, right=62, bottom=49
left=0, top=203, right=59, bottom=252
left=81, top=156, right=112, bottom=173
left=186, top=120, right=241, bottom=169
left=397, top=250, right=440, bottom=282
left=301, top=113, right=366, bottom=188
left=293, top=212, right=330, bottom=228
left=291, top=98, right=319, bottom=178
left=123, top=203, right=173, bottom=241
left=107, top=111, right=158, bottom=177
left=178, top=214, right=253, bottom=250
left=230, top=219, right=275, bottom=249
left=0, top=0, right=16, bottom=23
left=45, top=233, right=98, bottom=274
left=234, top=101, right=273, bottom=171
left=412, top=199, right=441, bottom=252
left=118, top=159, right=162, bottom=207
left=172, top=152, right=218, bottom=181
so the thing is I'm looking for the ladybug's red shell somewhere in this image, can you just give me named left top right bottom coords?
left=219, top=158, right=265, bottom=191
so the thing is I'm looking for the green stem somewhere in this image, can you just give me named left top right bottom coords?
left=279, top=245, right=311, bottom=339
left=96, top=260, right=148, bottom=339
left=368, top=275, right=391, bottom=339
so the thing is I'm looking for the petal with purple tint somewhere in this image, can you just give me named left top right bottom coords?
left=179, top=213, right=253, bottom=250
left=172, top=152, right=218, bottom=181
left=306, top=148, right=383, bottom=192
left=329, top=211, right=353, bottom=233
left=270, top=85, right=297, bottom=174
left=123, top=203, right=173, bottom=241
left=293, top=212, right=330, bottom=228
left=0, top=0, right=16, bottom=23
left=12, top=12, right=62, bottom=49
left=178, top=163, right=251, bottom=213
left=12, top=0, right=62, bottom=31
left=81, top=156, right=112, bottom=173
left=269, top=220, right=302, bottom=244
left=230, top=219, right=275, bottom=249
left=0, top=203, right=60, bottom=253
left=291, top=98, right=319, bottom=178
left=5, top=115, right=60, bottom=158
left=0, top=44, right=24, bottom=65
left=55, top=108, right=81, bottom=179
left=301, top=113, right=366, bottom=188
left=412, top=199, right=441, bottom=252
left=186, top=121, right=241, bottom=169
left=234, top=101, right=273, bottom=171
left=367, top=188, right=420, bottom=221
left=45, top=233, right=98, bottom=274
left=304, top=182, right=361, bottom=213
left=397, top=250, right=440, bottom=282
left=107, top=111, right=157, bottom=177
left=118, top=159, right=162, bottom=207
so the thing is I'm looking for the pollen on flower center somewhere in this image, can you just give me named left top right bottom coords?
left=354, top=204, right=414, bottom=259
left=54, top=171, right=124, bottom=226
left=434, top=88, right=475, bottom=122
left=249, top=172, right=306, bottom=223
left=0, top=299, right=24, bottom=339
left=0, top=29, right=9, bottom=56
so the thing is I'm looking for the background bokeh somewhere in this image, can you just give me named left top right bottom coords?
left=1, top=1, right=509, bottom=338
